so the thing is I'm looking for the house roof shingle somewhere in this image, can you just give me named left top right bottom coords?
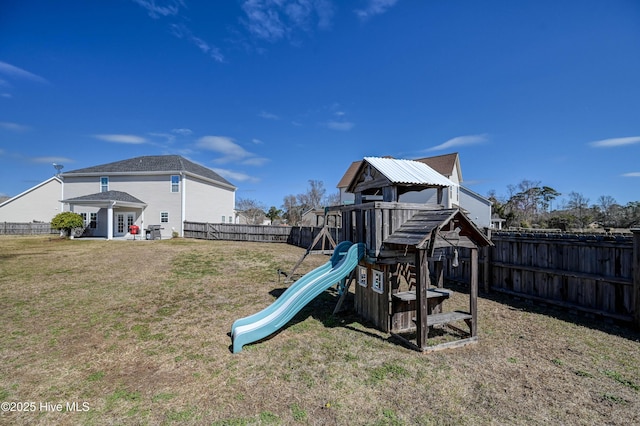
left=413, top=152, right=460, bottom=178
left=63, top=190, right=145, bottom=204
left=63, top=155, right=235, bottom=188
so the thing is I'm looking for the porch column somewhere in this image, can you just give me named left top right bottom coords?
left=107, top=202, right=115, bottom=240
left=181, top=172, right=186, bottom=237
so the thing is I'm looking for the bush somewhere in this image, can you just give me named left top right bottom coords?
left=51, top=212, right=84, bottom=238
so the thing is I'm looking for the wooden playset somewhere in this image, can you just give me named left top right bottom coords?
left=329, top=157, right=492, bottom=352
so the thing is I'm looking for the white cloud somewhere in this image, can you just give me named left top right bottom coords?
left=131, top=0, right=184, bottom=18
left=355, top=0, right=398, bottom=20
left=589, top=136, right=640, bottom=148
left=327, top=121, right=354, bottom=131
left=213, top=168, right=260, bottom=183
left=172, top=128, right=193, bottom=136
left=241, top=0, right=335, bottom=42
left=242, top=157, right=270, bottom=166
left=93, top=134, right=148, bottom=144
left=426, top=134, right=488, bottom=151
left=170, top=23, right=225, bottom=62
left=31, top=156, right=74, bottom=164
left=197, top=136, right=250, bottom=160
left=259, top=110, right=279, bottom=120
left=622, top=172, right=640, bottom=177
left=242, top=1, right=288, bottom=42
left=197, top=135, right=269, bottom=166
left=148, top=132, right=176, bottom=144
left=0, top=61, right=49, bottom=84
left=252, top=138, right=264, bottom=144
left=1, top=93, right=12, bottom=99
left=0, top=121, right=30, bottom=132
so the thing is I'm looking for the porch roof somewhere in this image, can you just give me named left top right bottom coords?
left=60, top=190, right=147, bottom=208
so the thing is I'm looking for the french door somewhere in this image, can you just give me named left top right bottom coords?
left=115, top=212, right=136, bottom=237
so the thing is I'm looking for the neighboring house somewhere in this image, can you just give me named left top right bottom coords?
left=59, top=155, right=236, bottom=239
left=234, top=210, right=270, bottom=225
left=0, top=176, right=63, bottom=222
left=337, top=152, right=492, bottom=229
left=300, top=208, right=341, bottom=227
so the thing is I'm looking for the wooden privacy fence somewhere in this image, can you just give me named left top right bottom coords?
left=0, top=222, right=55, bottom=235
left=446, top=230, right=640, bottom=326
left=183, top=222, right=291, bottom=242
left=185, top=222, right=640, bottom=326
left=182, top=222, right=340, bottom=250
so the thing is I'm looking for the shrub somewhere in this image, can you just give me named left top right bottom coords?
left=51, top=212, right=84, bottom=238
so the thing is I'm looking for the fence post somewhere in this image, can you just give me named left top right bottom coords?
left=483, top=227, right=492, bottom=293
left=633, top=228, right=640, bottom=330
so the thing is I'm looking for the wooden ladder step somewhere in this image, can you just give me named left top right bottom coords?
left=413, top=311, right=472, bottom=327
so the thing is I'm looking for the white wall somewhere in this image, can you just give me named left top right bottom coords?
left=459, top=186, right=492, bottom=229
left=0, top=178, right=62, bottom=222
left=185, top=175, right=236, bottom=224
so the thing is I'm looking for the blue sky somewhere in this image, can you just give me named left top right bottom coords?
left=1, top=0, right=639, bottom=209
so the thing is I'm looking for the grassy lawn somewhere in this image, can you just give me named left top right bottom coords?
left=1, top=236, right=639, bottom=425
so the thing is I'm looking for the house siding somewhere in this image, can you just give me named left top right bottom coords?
left=184, top=175, right=235, bottom=223
left=459, top=186, right=491, bottom=229
left=0, top=178, right=63, bottom=222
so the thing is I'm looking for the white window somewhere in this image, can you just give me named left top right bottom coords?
left=171, top=175, right=180, bottom=193
left=228, top=216, right=233, bottom=223
left=358, top=266, right=367, bottom=287
left=90, top=212, right=97, bottom=229
left=161, top=211, right=169, bottom=223
left=221, top=216, right=225, bottom=223
left=79, top=213, right=87, bottom=226
left=372, top=270, right=384, bottom=294
left=100, top=177, right=109, bottom=192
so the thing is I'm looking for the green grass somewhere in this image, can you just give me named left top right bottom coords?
left=1, top=236, right=639, bottom=425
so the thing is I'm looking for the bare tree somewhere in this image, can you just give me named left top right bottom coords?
left=324, top=190, right=341, bottom=207
left=566, top=191, right=591, bottom=229
left=282, top=194, right=301, bottom=225
left=596, top=195, right=617, bottom=227
left=236, top=197, right=266, bottom=225
left=296, top=180, right=326, bottom=210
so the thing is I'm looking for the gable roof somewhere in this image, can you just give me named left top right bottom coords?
left=346, top=157, right=456, bottom=194
left=414, top=152, right=462, bottom=182
left=62, top=155, right=235, bottom=189
left=337, top=160, right=361, bottom=189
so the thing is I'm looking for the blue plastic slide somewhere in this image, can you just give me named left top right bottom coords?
left=231, top=241, right=365, bottom=353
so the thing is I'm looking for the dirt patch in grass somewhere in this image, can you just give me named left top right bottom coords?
left=1, top=236, right=639, bottom=425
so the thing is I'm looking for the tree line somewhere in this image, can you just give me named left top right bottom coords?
left=489, top=179, right=640, bottom=230
left=237, top=177, right=639, bottom=230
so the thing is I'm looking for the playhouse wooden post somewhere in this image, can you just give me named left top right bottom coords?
left=434, top=260, right=444, bottom=288
left=415, top=249, right=430, bottom=349
left=470, top=247, right=478, bottom=337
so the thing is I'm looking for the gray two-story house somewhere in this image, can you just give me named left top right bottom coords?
left=60, top=155, right=236, bottom=239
